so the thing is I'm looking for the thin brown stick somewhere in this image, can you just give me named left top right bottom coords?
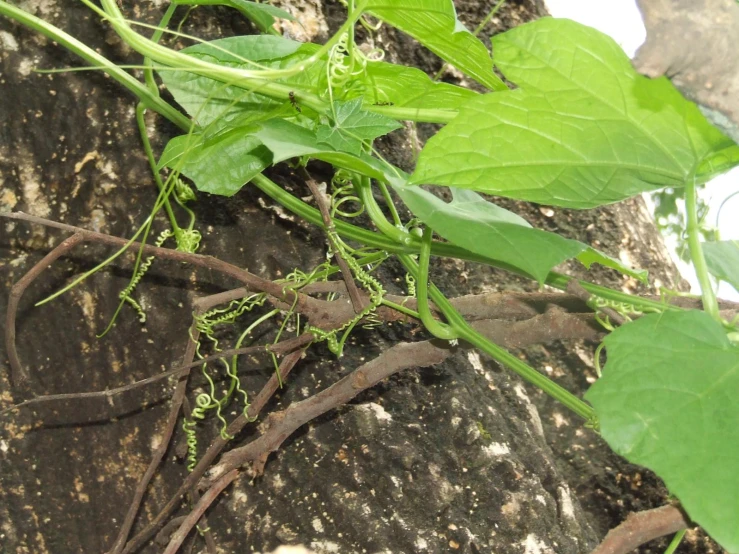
left=162, top=469, right=240, bottom=554
left=6, top=232, right=85, bottom=384
left=302, top=172, right=365, bottom=313
left=2, top=211, right=317, bottom=313
left=211, top=340, right=449, bottom=481
left=108, top=312, right=202, bottom=554
left=180, top=399, right=217, bottom=554
left=591, top=504, right=690, bottom=554
left=0, top=340, right=310, bottom=418
left=119, top=348, right=306, bottom=554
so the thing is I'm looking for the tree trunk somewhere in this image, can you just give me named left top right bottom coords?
left=0, top=1, right=719, bottom=553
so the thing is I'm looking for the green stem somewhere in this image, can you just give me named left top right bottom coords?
left=685, top=177, right=720, bottom=320
left=416, top=227, right=458, bottom=340
left=136, top=103, right=182, bottom=240
left=144, top=3, right=177, bottom=92
left=663, top=529, right=686, bottom=554
left=376, top=180, right=402, bottom=227
left=380, top=298, right=419, bottom=319
left=254, top=174, right=685, bottom=319
left=398, top=253, right=595, bottom=422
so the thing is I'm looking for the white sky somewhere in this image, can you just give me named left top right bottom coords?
left=545, top=0, right=739, bottom=301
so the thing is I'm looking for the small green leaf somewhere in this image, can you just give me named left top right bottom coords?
left=158, top=36, right=323, bottom=127
left=411, top=18, right=739, bottom=208
left=697, top=145, right=739, bottom=184
left=576, top=249, right=648, bottom=284
left=703, top=240, right=739, bottom=292
left=159, top=131, right=271, bottom=196
left=363, top=60, right=478, bottom=110
left=392, top=184, right=644, bottom=282
left=172, top=0, right=294, bottom=31
left=317, top=99, right=401, bottom=155
left=364, top=0, right=505, bottom=91
left=586, top=311, right=739, bottom=552
left=226, top=0, right=294, bottom=31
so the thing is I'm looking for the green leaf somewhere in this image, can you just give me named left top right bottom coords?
left=158, top=36, right=323, bottom=127
left=226, top=0, right=294, bottom=31
left=586, top=311, right=739, bottom=552
left=363, top=60, right=478, bottom=110
left=172, top=0, right=294, bottom=32
left=392, top=184, right=645, bottom=282
left=316, top=99, right=401, bottom=155
left=696, top=145, right=739, bottom=184
left=703, top=240, right=739, bottom=292
left=576, top=249, right=648, bottom=284
left=363, top=0, right=505, bottom=91
left=159, top=131, right=271, bottom=196
left=411, top=18, right=739, bottom=209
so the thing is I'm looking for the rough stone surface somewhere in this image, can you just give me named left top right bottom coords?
left=0, top=1, right=722, bottom=554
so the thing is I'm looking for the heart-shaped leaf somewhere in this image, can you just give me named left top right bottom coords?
left=411, top=18, right=739, bottom=208
left=586, top=311, right=739, bottom=552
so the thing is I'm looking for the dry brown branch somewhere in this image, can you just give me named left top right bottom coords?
left=0, top=337, right=313, bottom=418
left=6, top=232, right=85, bottom=384
left=179, top=400, right=218, bottom=554
left=1, top=211, right=335, bottom=322
left=109, top=311, right=203, bottom=554
left=302, top=171, right=366, bottom=313
left=591, top=504, right=691, bottom=554
left=210, top=340, right=450, bottom=482
left=162, top=469, right=240, bottom=554
left=119, top=348, right=306, bottom=554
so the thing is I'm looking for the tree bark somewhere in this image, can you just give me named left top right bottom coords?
left=0, top=1, right=716, bottom=553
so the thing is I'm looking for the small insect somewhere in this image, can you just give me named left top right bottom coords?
left=372, top=101, right=394, bottom=106
left=288, top=91, right=301, bottom=113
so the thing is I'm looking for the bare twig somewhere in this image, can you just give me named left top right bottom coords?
left=109, top=311, right=202, bottom=554
left=162, top=469, right=240, bottom=554
left=591, top=504, right=691, bottom=554
left=2, top=211, right=321, bottom=314
left=6, top=232, right=85, bottom=384
left=0, top=340, right=313, bottom=418
left=119, top=348, right=306, bottom=554
left=302, top=172, right=366, bottom=313
left=211, top=340, right=449, bottom=481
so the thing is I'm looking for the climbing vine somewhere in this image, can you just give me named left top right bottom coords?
left=2, top=1, right=739, bottom=553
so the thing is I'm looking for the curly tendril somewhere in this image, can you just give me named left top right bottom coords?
left=119, top=229, right=173, bottom=323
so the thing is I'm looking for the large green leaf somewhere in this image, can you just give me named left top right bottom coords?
left=393, top=184, right=646, bottom=283
left=586, top=311, right=739, bottom=552
left=363, top=0, right=505, bottom=91
left=411, top=18, right=739, bottom=209
left=159, top=131, right=271, bottom=196
left=703, top=240, right=739, bottom=293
